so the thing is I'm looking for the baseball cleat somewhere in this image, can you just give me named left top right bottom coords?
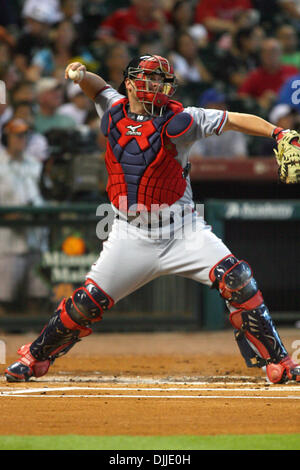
left=266, top=355, right=300, bottom=384
left=5, top=344, right=51, bottom=382
left=5, top=361, right=33, bottom=382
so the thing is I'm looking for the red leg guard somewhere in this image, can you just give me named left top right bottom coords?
left=5, top=296, right=93, bottom=383
left=212, top=255, right=298, bottom=382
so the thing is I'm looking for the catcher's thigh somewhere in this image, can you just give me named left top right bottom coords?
left=158, top=215, right=231, bottom=284
left=86, top=218, right=161, bottom=303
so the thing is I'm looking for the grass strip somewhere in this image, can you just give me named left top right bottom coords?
left=0, top=434, right=299, bottom=450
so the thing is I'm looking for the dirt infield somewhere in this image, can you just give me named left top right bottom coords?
left=0, top=328, right=300, bottom=436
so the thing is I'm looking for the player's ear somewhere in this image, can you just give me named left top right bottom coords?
left=125, top=78, right=134, bottom=96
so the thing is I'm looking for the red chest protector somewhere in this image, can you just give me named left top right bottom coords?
left=101, top=98, right=193, bottom=211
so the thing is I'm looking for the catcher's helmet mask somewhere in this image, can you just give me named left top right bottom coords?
left=118, top=55, right=178, bottom=116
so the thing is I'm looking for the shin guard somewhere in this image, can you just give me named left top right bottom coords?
left=210, top=255, right=293, bottom=382
left=5, top=281, right=113, bottom=382
left=30, top=280, right=113, bottom=362
left=30, top=299, right=92, bottom=362
left=230, top=305, right=288, bottom=368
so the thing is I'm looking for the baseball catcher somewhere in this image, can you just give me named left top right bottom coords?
left=5, top=55, right=300, bottom=385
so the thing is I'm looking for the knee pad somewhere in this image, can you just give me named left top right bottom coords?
left=64, top=279, right=114, bottom=327
left=210, top=255, right=263, bottom=310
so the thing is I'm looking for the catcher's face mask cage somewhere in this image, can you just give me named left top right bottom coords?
left=121, top=55, right=178, bottom=116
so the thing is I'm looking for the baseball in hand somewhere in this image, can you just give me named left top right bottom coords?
left=68, top=69, right=84, bottom=81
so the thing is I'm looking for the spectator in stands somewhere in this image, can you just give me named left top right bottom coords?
left=0, top=117, right=43, bottom=183
left=0, top=27, right=16, bottom=65
left=252, top=102, right=298, bottom=155
left=10, top=81, right=36, bottom=107
left=278, top=0, right=300, bottom=23
left=97, top=0, right=168, bottom=47
left=190, top=88, right=248, bottom=158
left=276, top=24, right=300, bottom=68
left=30, top=20, right=98, bottom=82
left=79, top=0, right=112, bottom=46
left=0, top=118, right=48, bottom=314
left=251, top=0, right=280, bottom=32
left=14, top=3, right=57, bottom=82
left=169, top=32, right=212, bottom=85
left=137, top=39, right=167, bottom=59
left=0, top=38, right=20, bottom=134
left=269, top=102, right=298, bottom=129
left=194, top=0, right=255, bottom=37
left=52, top=20, right=98, bottom=76
left=216, top=25, right=265, bottom=89
left=22, top=0, right=63, bottom=23
left=238, top=37, right=299, bottom=109
left=167, top=0, right=208, bottom=49
left=34, top=77, right=76, bottom=135
left=0, top=34, right=20, bottom=93
left=13, top=101, right=49, bottom=163
left=60, top=0, right=83, bottom=24
left=57, top=81, right=92, bottom=125
left=84, top=108, right=107, bottom=153
left=53, top=16, right=78, bottom=57
left=0, top=102, right=13, bottom=141
left=101, top=43, right=131, bottom=90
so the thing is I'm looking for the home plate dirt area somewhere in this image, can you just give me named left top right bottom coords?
left=0, top=329, right=300, bottom=436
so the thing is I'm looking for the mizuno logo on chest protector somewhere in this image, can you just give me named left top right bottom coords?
left=101, top=98, right=192, bottom=210
left=126, top=124, right=142, bottom=136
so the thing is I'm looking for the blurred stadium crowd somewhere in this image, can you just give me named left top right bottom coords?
left=1, top=1, right=300, bottom=170
left=1, top=0, right=300, bottom=313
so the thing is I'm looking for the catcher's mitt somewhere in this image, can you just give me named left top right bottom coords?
left=274, top=129, right=300, bottom=184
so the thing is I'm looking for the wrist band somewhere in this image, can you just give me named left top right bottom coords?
left=272, top=127, right=290, bottom=140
